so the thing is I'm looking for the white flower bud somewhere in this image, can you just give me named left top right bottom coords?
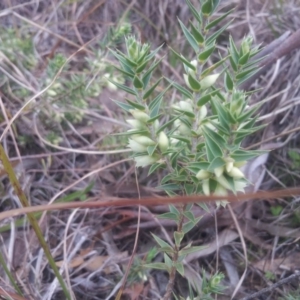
left=199, top=105, right=207, bottom=120
left=132, top=135, right=155, bottom=146
left=158, top=131, right=169, bottom=152
left=225, top=161, right=234, bottom=173
left=215, top=175, right=231, bottom=190
left=202, top=179, right=210, bottom=196
left=234, top=161, right=247, bottom=168
left=227, top=167, right=244, bottom=179
left=200, top=73, right=220, bottom=90
left=134, top=155, right=159, bottom=167
left=126, top=119, right=145, bottom=129
left=234, top=180, right=247, bottom=192
left=174, top=119, right=191, bottom=136
left=183, top=74, right=192, bottom=89
left=179, top=100, right=193, bottom=113
left=130, top=110, right=150, bottom=123
left=196, top=169, right=210, bottom=180
left=128, top=139, right=147, bottom=152
left=214, top=166, right=224, bottom=178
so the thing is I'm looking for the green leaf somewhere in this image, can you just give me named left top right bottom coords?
left=167, top=80, right=193, bottom=99
left=112, top=99, right=133, bottom=112
left=107, top=79, right=137, bottom=96
left=156, top=116, right=178, bottom=134
left=208, top=157, right=225, bottom=172
left=157, top=183, right=180, bottom=191
left=201, top=0, right=212, bottom=16
left=147, top=145, right=157, bottom=156
left=169, top=204, right=180, bottom=216
left=203, top=127, right=223, bottom=161
left=170, top=134, right=191, bottom=144
left=164, top=253, right=173, bottom=269
left=224, top=71, right=234, bottom=92
left=142, top=58, right=163, bottom=88
left=203, top=123, right=226, bottom=147
left=184, top=183, right=194, bottom=195
left=211, top=97, right=230, bottom=131
left=179, top=245, right=207, bottom=257
left=183, top=211, right=195, bottom=223
left=178, top=18, right=199, bottom=52
left=206, top=20, right=233, bottom=45
left=112, top=65, right=135, bottom=78
left=198, top=44, right=215, bottom=62
left=125, top=99, right=145, bottom=110
left=231, top=149, right=264, bottom=162
left=144, top=44, right=164, bottom=62
left=148, top=162, right=163, bottom=175
left=157, top=212, right=180, bottom=222
left=237, top=103, right=261, bottom=122
left=109, top=48, right=137, bottom=68
left=237, top=68, right=262, bottom=85
left=236, top=66, right=259, bottom=80
left=201, top=56, right=228, bottom=77
left=132, top=76, right=144, bottom=90
left=229, top=36, right=239, bottom=65
left=205, top=8, right=235, bottom=30
left=183, top=221, right=195, bottom=234
left=135, top=59, right=150, bottom=73
left=175, top=262, right=185, bottom=276
left=190, top=22, right=204, bottom=44
left=185, top=0, right=202, bottom=24
left=169, top=48, right=197, bottom=71
left=197, top=89, right=219, bottom=106
left=143, top=77, right=162, bottom=100
left=149, top=86, right=170, bottom=118
left=174, top=231, right=184, bottom=247
left=188, top=74, right=201, bottom=91
left=238, top=51, right=251, bottom=65
left=151, top=233, right=173, bottom=251
left=144, top=262, right=169, bottom=271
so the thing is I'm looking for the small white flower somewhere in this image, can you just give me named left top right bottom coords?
left=198, top=105, right=207, bottom=120
left=225, top=161, right=234, bottom=173
left=214, top=166, right=224, bottom=177
left=131, top=135, right=156, bottom=146
left=234, top=180, right=247, bottom=192
left=200, top=73, right=220, bottom=90
left=215, top=175, right=231, bottom=190
left=128, top=139, right=147, bottom=152
left=202, top=179, right=210, bottom=196
left=196, top=169, right=210, bottom=180
left=158, top=131, right=169, bottom=152
left=126, top=119, right=145, bottom=129
left=228, top=167, right=244, bottom=179
left=130, top=110, right=150, bottom=123
left=134, top=155, right=159, bottom=167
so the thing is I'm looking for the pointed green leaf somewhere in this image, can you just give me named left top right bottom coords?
left=174, top=231, right=184, bottom=247
left=175, top=262, right=185, bottom=276
left=148, top=162, right=163, bottom=175
left=188, top=74, right=201, bottom=91
left=151, top=233, right=173, bottom=251
left=178, top=18, right=199, bottom=52
left=107, top=79, right=137, bottom=96
left=197, top=89, right=219, bottom=106
left=125, top=99, right=145, bottom=110
left=224, top=71, right=234, bottom=92
left=231, top=149, right=265, bottom=161
left=143, top=77, right=162, bottom=100
left=144, top=262, right=169, bottom=271
left=198, top=44, right=215, bottom=62
left=185, top=0, right=202, bottom=24
left=157, top=212, right=180, bottom=222
left=142, top=58, right=163, bottom=88
left=169, top=48, right=197, bottom=71
left=205, top=8, right=235, bottom=30
left=112, top=100, right=133, bottom=112
left=206, top=20, right=233, bottom=45
left=190, top=22, right=204, bottom=44
left=179, top=245, right=207, bottom=257
left=133, top=75, right=144, bottom=89
left=167, top=79, right=193, bottom=99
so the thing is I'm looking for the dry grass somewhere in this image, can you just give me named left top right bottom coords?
left=0, top=0, right=300, bottom=299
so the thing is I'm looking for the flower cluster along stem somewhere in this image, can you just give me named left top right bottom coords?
left=112, top=0, right=264, bottom=298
